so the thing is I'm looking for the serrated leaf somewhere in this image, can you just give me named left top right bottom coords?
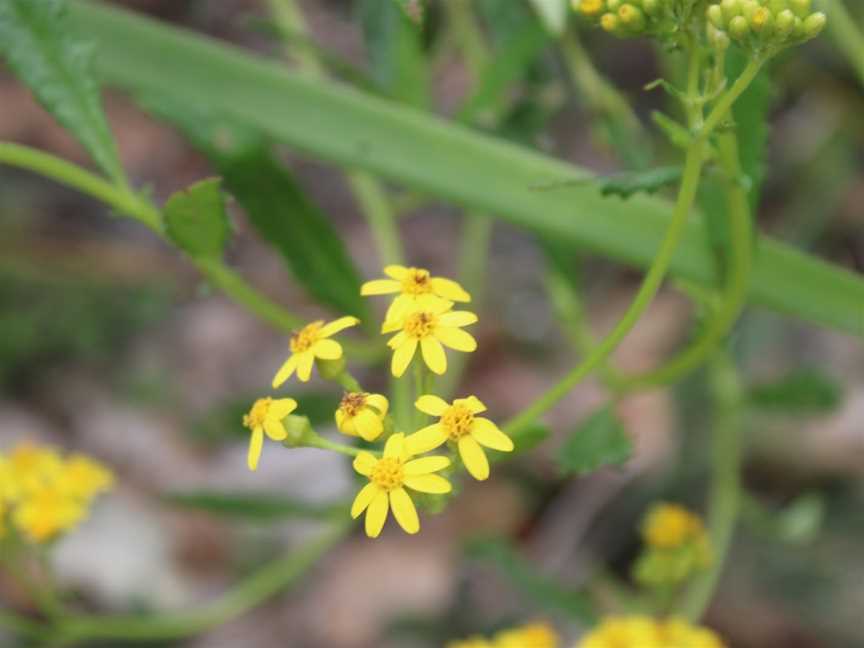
left=558, top=405, right=632, bottom=475
left=0, top=0, right=122, bottom=183
left=163, top=178, right=230, bottom=259
left=527, top=0, right=569, bottom=34
left=163, top=491, right=346, bottom=521
left=748, top=369, right=843, bottom=413
left=359, top=0, right=428, bottom=107
left=467, top=538, right=595, bottom=622
left=599, top=166, right=683, bottom=199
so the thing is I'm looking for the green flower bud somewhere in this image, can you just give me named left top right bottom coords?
left=601, top=11, right=622, bottom=33
left=642, top=0, right=661, bottom=16
left=282, top=415, right=317, bottom=448
left=721, top=0, right=740, bottom=21
left=729, top=14, right=750, bottom=39
left=607, top=0, right=623, bottom=11
left=802, top=11, right=826, bottom=38
left=740, top=0, right=759, bottom=20
left=316, top=356, right=347, bottom=380
left=789, top=0, right=811, bottom=18
left=708, top=23, right=731, bottom=50
left=767, top=0, right=787, bottom=13
left=618, top=3, right=647, bottom=31
left=707, top=4, right=725, bottom=28
left=750, top=7, right=773, bottom=33
left=775, top=8, right=796, bottom=35
left=577, top=0, right=606, bottom=17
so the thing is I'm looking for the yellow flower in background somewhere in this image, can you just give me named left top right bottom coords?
left=361, top=264, right=471, bottom=321
left=243, top=397, right=298, bottom=471
left=13, top=486, right=86, bottom=543
left=407, top=395, right=513, bottom=481
left=335, top=392, right=389, bottom=442
left=634, top=503, right=713, bottom=587
left=448, top=623, right=559, bottom=648
left=57, top=455, right=114, bottom=500
left=447, top=638, right=493, bottom=648
left=642, top=503, right=706, bottom=550
left=578, top=615, right=727, bottom=648
left=6, top=442, right=63, bottom=496
left=272, top=316, right=359, bottom=386
left=382, top=300, right=477, bottom=377
left=351, top=433, right=451, bottom=538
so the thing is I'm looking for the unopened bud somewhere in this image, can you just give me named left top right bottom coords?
left=578, top=0, right=605, bottom=17
left=600, top=12, right=621, bottom=32
left=316, top=356, right=347, bottom=380
left=707, top=4, right=725, bottom=28
left=750, top=7, right=772, bottom=32
left=775, top=8, right=796, bottom=35
left=789, top=0, right=812, bottom=18
left=802, top=11, right=826, bottom=38
left=607, top=0, right=623, bottom=11
left=282, top=415, right=316, bottom=447
left=618, top=4, right=646, bottom=31
left=729, top=14, right=750, bottom=39
left=642, top=0, right=661, bottom=17
left=721, top=0, right=740, bottom=21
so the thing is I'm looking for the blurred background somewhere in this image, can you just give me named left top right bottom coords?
left=1, top=1, right=863, bottom=646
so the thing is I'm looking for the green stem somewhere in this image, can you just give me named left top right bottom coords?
left=616, top=132, right=753, bottom=391
left=348, top=172, right=404, bottom=266
left=307, top=436, right=364, bottom=458
left=266, top=0, right=325, bottom=75
left=336, top=370, right=363, bottom=393
left=700, top=58, right=764, bottom=137
left=681, top=352, right=743, bottom=620
left=51, top=523, right=349, bottom=646
left=444, top=0, right=489, bottom=78
left=823, top=0, right=864, bottom=87
left=504, top=139, right=706, bottom=436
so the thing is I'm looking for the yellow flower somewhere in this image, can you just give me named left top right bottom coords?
left=578, top=615, right=727, bottom=648
left=382, top=300, right=477, bottom=377
left=577, top=0, right=605, bottom=17
left=495, top=622, right=559, bottom=648
left=407, top=395, right=513, bottom=481
left=13, top=486, right=86, bottom=543
left=56, top=455, right=114, bottom=500
left=361, top=264, right=471, bottom=321
left=272, top=316, right=360, bottom=386
left=243, top=397, right=298, bottom=471
left=447, top=638, right=493, bottom=648
left=6, top=442, right=63, bottom=497
left=642, top=503, right=707, bottom=550
left=351, top=433, right=452, bottom=538
left=335, top=392, right=389, bottom=442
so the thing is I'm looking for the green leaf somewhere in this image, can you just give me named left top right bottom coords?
left=557, top=405, right=632, bottom=475
left=748, top=369, right=843, bottom=413
left=509, top=423, right=551, bottom=457
left=64, top=2, right=864, bottom=338
left=359, top=0, right=428, bottom=108
left=599, top=166, right=683, bottom=199
left=466, top=538, right=595, bottom=622
left=651, top=111, right=693, bottom=150
left=527, top=0, right=569, bottom=34
left=163, top=178, right=230, bottom=259
left=163, top=491, right=347, bottom=521
left=0, top=0, right=122, bottom=183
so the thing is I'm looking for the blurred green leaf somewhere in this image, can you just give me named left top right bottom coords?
left=599, top=166, right=683, bottom=199
left=503, top=423, right=551, bottom=459
left=163, top=178, right=230, bottom=259
left=359, top=0, right=428, bottom=107
left=467, top=538, right=595, bottom=622
left=558, top=405, right=632, bottom=475
left=163, top=491, right=347, bottom=521
left=747, top=369, right=843, bottom=413
left=0, top=0, right=123, bottom=183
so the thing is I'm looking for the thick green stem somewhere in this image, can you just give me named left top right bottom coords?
left=681, top=352, right=743, bottom=620
left=823, top=0, right=864, bottom=87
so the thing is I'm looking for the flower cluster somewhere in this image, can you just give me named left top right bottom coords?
left=573, top=0, right=703, bottom=40
left=448, top=622, right=559, bottom=648
left=706, top=0, right=826, bottom=53
left=633, top=503, right=713, bottom=587
left=578, top=616, right=727, bottom=648
left=245, top=264, right=514, bottom=538
left=0, top=443, right=113, bottom=543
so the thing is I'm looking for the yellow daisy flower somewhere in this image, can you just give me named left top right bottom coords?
left=447, top=638, right=493, bottom=648
left=361, top=264, right=471, bottom=321
left=272, top=316, right=360, bottom=386
left=6, top=442, right=63, bottom=497
left=351, top=433, right=452, bottom=538
left=578, top=615, right=727, bottom=648
left=335, top=392, right=389, bottom=442
left=13, top=486, right=86, bottom=543
left=495, top=622, right=558, bottom=648
left=382, top=300, right=477, bottom=377
left=243, top=397, right=298, bottom=471
left=56, top=455, right=115, bottom=500
left=407, top=395, right=513, bottom=481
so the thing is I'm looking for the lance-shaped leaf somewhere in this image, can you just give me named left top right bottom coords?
left=163, top=178, right=230, bottom=259
left=558, top=405, right=632, bottom=476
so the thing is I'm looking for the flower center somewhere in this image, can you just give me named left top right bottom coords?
left=339, top=392, right=367, bottom=418
left=290, top=322, right=322, bottom=353
left=244, top=397, right=272, bottom=429
left=401, top=268, right=432, bottom=296
left=404, top=311, right=437, bottom=339
left=370, top=457, right=404, bottom=491
left=441, top=405, right=474, bottom=440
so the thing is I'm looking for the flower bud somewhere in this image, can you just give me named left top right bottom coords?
left=282, top=415, right=316, bottom=448
left=728, top=14, right=750, bottom=39
left=578, top=0, right=605, bottom=17
left=774, top=8, right=796, bottom=35
left=802, top=11, right=826, bottom=38
left=789, top=0, right=811, bottom=18
left=618, top=4, right=646, bottom=31
left=721, top=0, right=740, bottom=21
left=642, top=0, right=661, bottom=16
left=316, top=356, right=347, bottom=380
left=600, top=12, right=622, bottom=33
left=707, top=4, right=725, bottom=28
left=750, top=7, right=772, bottom=32
left=607, top=0, right=623, bottom=11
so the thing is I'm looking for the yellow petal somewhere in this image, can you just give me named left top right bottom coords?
left=365, top=490, right=389, bottom=538
left=366, top=394, right=389, bottom=416
left=404, top=474, right=452, bottom=494
left=459, top=436, right=490, bottom=481
left=430, top=277, right=471, bottom=302
left=313, top=338, right=343, bottom=360
left=271, top=355, right=298, bottom=388
left=415, top=394, right=449, bottom=416
left=435, top=327, right=477, bottom=352
left=319, top=316, right=360, bottom=338
left=351, top=483, right=379, bottom=518
left=455, top=395, right=486, bottom=414
left=391, top=338, right=418, bottom=377
left=405, top=424, right=447, bottom=455
left=404, top=455, right=451, bottom=476
left=263, top=417, right=288, bottom=441
left=353, top=452, right=377, bottom=476
left=420, top=337, right=447, bottom=375
left=470, top=418, right=513, bottom=452
left=354, top=409, right=384, bottom=442
left=389, top=488, right=419, bottom=534
left=247, top=427, right=264, bottom=472
left=386, top=332, right=406, bottom=349
left=336, top=410, right=357, bottom=436
left=385, top=294, right=415, bottom=322
left=428, top=298, right=455, bottom=315
left=383, top=264, right=408, bottom=280
left=438, top=310, right=478, bottom=327
left=383, top=433, right=405, bottom=459
left=382, top=318, right=404, bottom=334
left=269, top=398, right=298, bottom=419
left=361, top=279, right=401, bottom=295
left=296, top=352, right=315, bottom=382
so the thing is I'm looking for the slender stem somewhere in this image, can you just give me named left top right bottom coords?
left=51, top=523, right=349, bottom=646
left=307, top=436, right=363, bottom=458
left=823, top=0, right=864, bottom=87
left=616, top=132, right=753, bottom=391
left=504, top=139, right=706, bottom=436
left=681, top=352, right=743, bottom=620
left=336, top=370, right=363, bottom=393
left=444, top=0, right=489, bottom=78
left=701, top=59, right=764, bottom=137
left=348, top=172, right=404, bottom=266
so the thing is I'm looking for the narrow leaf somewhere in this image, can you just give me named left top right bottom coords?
left=163, top=178, right=230, bottom=259
left=0, top=0, right=122, bottom=182
left=748, top=369, right=843, bottom=413
left=599, top=166, right=683, bottom=199
left=558, top=405, right=632, bottom=475
left=164, top=491, right=347, bottom=521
